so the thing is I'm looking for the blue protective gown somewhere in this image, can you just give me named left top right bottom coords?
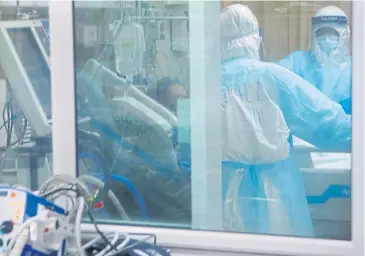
left=278, top=51, right=352, bottom=114
left=221, top=57, right=351, bottom=237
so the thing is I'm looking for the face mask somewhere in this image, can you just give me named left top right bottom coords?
left=317, top=36, right=339, bottom=53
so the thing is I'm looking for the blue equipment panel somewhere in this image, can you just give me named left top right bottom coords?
left=0, top=188, right=66, bottom=255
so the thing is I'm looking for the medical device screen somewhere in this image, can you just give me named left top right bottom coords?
left=7, top=27, right=52, bottom=119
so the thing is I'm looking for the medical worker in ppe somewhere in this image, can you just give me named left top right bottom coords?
left=220, top=4, right=351, bottom=237
left=278, top=6, right=352, bottom=114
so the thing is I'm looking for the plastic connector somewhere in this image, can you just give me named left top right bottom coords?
left=29, top=210, right=70, bottom=252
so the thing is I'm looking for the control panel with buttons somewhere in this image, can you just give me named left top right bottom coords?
left=0, top=187, right=66, bottom=255
left=0, top=188, right=27, bottom=254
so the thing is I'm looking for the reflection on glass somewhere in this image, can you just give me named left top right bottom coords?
left=74, top=0, right=352, bottom=241
left=0, top=7, right=52, bottom=190
left=277, top=5, right=351, bottom=114
left=8, top=28, right=52, bottom=118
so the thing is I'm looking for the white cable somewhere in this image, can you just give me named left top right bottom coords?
left=49, top=193, right=75, bottom=212
left=66, top=233, right=118, bottom=256
left=39, top=184, right=74, bottom=197
left=81, top=232, right=116, bottom=250
left=20, top=175, right=132, bottom=256
left=75, top=197, right=86, bottom=256
left=39, top=175, right=90, bottom=199
left=5, top=216, right=43, bottom=256
left=8, top=229, right=29, bottom=256
left=104, top=234, right=131, bottom=256
left=94, top=232, right=119, bottom=256
left=40, top=184, right=76, bottom=212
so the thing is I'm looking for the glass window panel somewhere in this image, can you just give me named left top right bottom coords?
left=73, top=0, right=352, bottom=241
left=2, top=172, right=17, bottom=185
left=3, top=159, right=15, bottom=169
left=17, top=157, right=29, bottom=169
left=0, top=2, right=53, bottom=190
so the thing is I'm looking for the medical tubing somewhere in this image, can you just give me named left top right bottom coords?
left=46, top=177, right=122, bottom=253
left=39, top=174, right=91, bottom=199
left=8, top=229, right=29, bottom=256
left=79, top=136, right=142, bottom=212
left=78, top=175, right=130, bottom=220
left=42, top=187, right=76, bottom=213
left=104, top=234, right=131, bottom=256
left=6, top=216, right=43, bottom=256
left=79, top=126, right=149, bottom=217
left=75, top=197, right=86, bottom=256
left=95, top=232, right=120, bottom=256
left=86, top=19, right=127, bottom=92
left=40, top=184, right=75, bottom=197
left=81, top=232, right=116, bottom=250
left=78, top=151, right=104, bottom=176
left=110, top=174, right=148, bottom=218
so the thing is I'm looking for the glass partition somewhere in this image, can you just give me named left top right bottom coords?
left=72, top=0, right=353, bottom=241
left=0, top=2, right=52, bottom=190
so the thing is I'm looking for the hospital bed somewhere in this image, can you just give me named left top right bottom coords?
left=293, top=137, right=351, bottom=239
left=0, top=17, right=351, bottom=237
left=76, top=58, right=191, bottom=224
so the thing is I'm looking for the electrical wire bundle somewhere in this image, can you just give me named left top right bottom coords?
left=0, top=86, right=28, bottom=151
left=1, top=90, right=27, bottom=150
left=40, top=175, right=171, bottom=256
left=0, top=89, right=28, bottom=182
left=2, top=177, right=170, bottom=256
left=37, top=175, right=171, bottom=256
left=1, top=175, right=125, bottom=256
left=36, top=174, right=129, bottom=256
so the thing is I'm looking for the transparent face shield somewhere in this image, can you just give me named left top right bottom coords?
left=312, top=16, right=350, bottom=66
left=315, top=27, right=340, bottom=53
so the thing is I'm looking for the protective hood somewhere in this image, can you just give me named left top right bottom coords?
left=220, top=4, right=261, bottom=61
left=312, top=6, right=350, bottom=66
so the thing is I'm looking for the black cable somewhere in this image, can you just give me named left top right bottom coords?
left=1, top=90, right=25, bottom=150
left=2, top=101, right=10, bottom=147
left=42, top=185, right=117, bottom=252
left=0, top=92, right=27, bottom=149
left=42, top=186, right=76, bottom=209
left=77, top=184, right=118, bottom=252
left=4, top=93, right=13, bottom=147
left=0, top=119, right=11, bottom=131
left=76, top=186, right=118, bottom=253
left=7, top=100, right=13, bottom=147
left=42, top=186, right=75, bottom=197
left=7, top=119, right=27, bottom=148
left=86, top=208, right=118, bottom=252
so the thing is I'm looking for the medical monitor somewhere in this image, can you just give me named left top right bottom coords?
left=0, top=20, right=52, bottom=136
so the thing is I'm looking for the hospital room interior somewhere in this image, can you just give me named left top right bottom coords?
left=0, top=0, right=359, bottom=255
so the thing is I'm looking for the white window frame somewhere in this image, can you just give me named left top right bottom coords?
left=49, top=0, right=365, bottom=255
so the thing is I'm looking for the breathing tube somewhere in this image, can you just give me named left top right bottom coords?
left=78, top=150, right=149, bottom=219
